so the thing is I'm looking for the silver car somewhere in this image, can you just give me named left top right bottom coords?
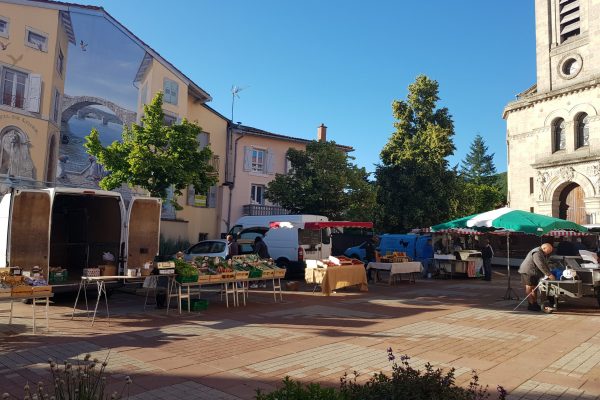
left=183, top=239, right=254, bottom=261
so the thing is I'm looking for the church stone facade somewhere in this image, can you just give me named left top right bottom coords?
left=505, top=0, right=600, bottom=225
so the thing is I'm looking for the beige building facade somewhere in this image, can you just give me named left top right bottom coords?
left=504, top=0, right=600, bottom=224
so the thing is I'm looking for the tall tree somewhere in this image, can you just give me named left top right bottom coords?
left=376, top=75, right=460, bottom=232
left=460, top=134, right=496, bottom=184
left=265, top=140, right=375, bottom=220
left=84, top=92, right=217, bottom=208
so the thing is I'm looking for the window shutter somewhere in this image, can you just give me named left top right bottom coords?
left=208, top=186, right=217, bottom=208
left=187, top=185, right=195, bottom=206
left=285, top=157, right=292, bottom=174
left=26, top=74, right=42, bottom=113
left=266, top=148, right=274, bottom=174
left=171, top=81, right=178, bottom=105
left=243, top=146, right=252, bottom=171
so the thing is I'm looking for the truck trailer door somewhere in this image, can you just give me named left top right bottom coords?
left=0, top=190, right=50, bottom=273
left=125, top=197, right=161, bottom=270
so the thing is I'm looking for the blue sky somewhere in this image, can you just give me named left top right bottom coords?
left=68, top=0, right=536, bottom=174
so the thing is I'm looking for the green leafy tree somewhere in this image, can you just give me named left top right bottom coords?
left=84, top=92, right=217, bottom=208
left=265, top=140, right=375, bottom=220
left=376, top=75, right=460, bottom=232
left=460, top=134, right=496, bottom=184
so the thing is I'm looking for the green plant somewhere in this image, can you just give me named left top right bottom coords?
left=256, top=348, right=507, bottom=400
left=173, top=258, right=197, bottom=278
left=255, top=377, right=340, bottom=400
left=2, top=354, right=132, bottom=399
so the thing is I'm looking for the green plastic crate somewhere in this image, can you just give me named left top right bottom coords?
left=49, top=270, right=68, bottom=284
left=249, top=268, right=262, bottom=278
left=176, top=275, right=199, bottom=284
left=181, top=298, right=208, bottom=311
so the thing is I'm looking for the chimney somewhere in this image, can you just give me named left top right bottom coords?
left=317, top=123, right=327, bottom=142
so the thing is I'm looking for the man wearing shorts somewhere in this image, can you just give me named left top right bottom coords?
left=518, top=243, right=556, bottom=312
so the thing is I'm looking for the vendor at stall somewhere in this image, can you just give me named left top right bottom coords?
left=518, top=243, right=556, bottom=312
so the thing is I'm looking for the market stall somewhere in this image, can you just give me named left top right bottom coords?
left=305, top=256, right=368, bottom=295
left=0, top=267, right=53, bottom=333
left=367, top=261, right=422, bottom=284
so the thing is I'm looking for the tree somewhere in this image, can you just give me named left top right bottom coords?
left=265, top=140, right=375, bottom=220
left=84, top=92, right=217, bottom=208
left=460, top=134, right=496, bottom=184
left=376, top=75, right=460, bottom=232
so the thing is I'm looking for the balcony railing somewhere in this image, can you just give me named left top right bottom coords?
left=242, top=204, right=289, bottom=216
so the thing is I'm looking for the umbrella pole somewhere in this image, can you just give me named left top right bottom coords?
left=503, top=233, right=520, bottom=300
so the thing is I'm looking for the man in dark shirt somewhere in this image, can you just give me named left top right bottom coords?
left=364, top=237, right=377, bottom=282
left=518, top=243, right=555, bottom=311
left=481, top=239, right=494, bottom=281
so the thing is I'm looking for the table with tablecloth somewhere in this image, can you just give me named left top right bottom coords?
left=305, top=264, right=368, bottom=295
left=367, top=262, right=422, bottom=284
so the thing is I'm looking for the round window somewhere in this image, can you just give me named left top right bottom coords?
left=559, top=55, right=583, bottom=79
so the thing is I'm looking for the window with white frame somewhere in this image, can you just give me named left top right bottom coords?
left=163, top=78, right=178, bottom=105
left=251, top=148, right=265, bottom=173
left=25, top=27, right=48, bottom=52
left=251, top=184, right=265, bottom=205
left=57, top=47, right=64, bottom=76
left=52, top=89, right=60, bottom=123
left=1, top=68, right=27, bottom=109
left=0, top=16, right=9, bottom=38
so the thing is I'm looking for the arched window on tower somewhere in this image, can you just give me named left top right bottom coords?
left=553, top=118, right=566, bottom=152
left=576, top=113, right=589, bottom=149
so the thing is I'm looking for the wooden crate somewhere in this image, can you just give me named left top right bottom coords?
left=209, top=274, right=223, bottom=282
left=221, top=272, right=235, bottom=281
left=11, top=286, right=33, bottom=296
left=272, top=268, right=286, bottom=278
left=0, top=287, right=11, bottom=298
left=197, top=274, right=210, bottom=283
left=261, top=270, right=274, bottom=278
left=234, top=270, right=249, bottom=280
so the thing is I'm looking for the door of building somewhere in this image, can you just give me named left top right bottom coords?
left=558, top=183, right=586, bottom=224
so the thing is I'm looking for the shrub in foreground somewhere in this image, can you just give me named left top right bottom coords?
left=256, top=348, right=507, bottom=400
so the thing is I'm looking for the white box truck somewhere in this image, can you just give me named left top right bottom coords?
left=0, top=187, right=161, bottom=291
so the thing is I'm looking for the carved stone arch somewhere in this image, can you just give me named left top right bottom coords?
left=569, top=103, right=598, bottom=119
left=541, top=168, right=595, bottom=204
left=0, top=126, right=34, bottom=179
left=544, top=109, right=570, bottom=127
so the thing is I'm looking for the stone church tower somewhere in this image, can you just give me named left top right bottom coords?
left=504, top=0, right=600, bottom=224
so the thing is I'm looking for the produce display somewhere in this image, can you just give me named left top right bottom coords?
left=316, top=256, right=363, bottom=268
left=168, top=254, right=288, bottom=283
left=0, top=270, right=52, bottom=296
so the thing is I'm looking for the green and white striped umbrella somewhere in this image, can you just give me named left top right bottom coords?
left=431, top=207, right=587, bottom=236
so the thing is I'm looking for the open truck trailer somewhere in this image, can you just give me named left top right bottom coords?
left=0, top=187, right=161, bottom=292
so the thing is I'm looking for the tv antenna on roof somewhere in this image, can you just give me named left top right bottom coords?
left=231, top=85, right=248, bottom=123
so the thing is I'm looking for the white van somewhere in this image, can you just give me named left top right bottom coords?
left=0, top=187, right=161, bottom=291
left=230, top=215, right=331, bottom=277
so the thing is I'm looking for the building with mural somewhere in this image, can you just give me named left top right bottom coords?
left=505, top=0, right=600, bottom=225
left=0, top=0, right=355, bottom=244
left=0, top=0, right=228, bottom=244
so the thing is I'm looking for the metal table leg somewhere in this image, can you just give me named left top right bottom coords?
left=9, top=299, right=13, bottom=324
left=32, top=297, right=36, bottom=334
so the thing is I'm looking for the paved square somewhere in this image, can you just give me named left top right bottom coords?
left=1, top=271, right=600, bottom=399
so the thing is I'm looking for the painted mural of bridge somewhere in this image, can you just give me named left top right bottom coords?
left=62, top=94, right=137, bottom=126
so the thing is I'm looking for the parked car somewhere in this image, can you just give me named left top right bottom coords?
left=344, top=242, right=368, bottom=261
left=183, top=239, right=254, bottom=261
